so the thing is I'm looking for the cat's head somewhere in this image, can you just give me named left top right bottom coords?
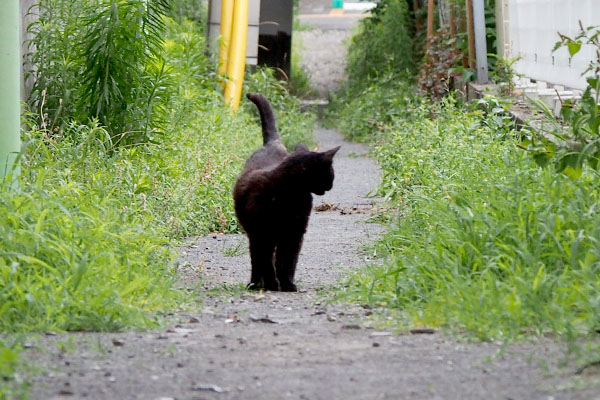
left=292, top=145, right=341, bottom=195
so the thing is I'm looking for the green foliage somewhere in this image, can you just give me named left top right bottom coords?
left=78, top=0, right=170, bottom=142
left=168, top=0, right=207, bottom=25
left=345, top=0, right=415, bottom=92
left=327, top=74, right=422, bottom=142
left=332, top=76, right=600, bottom=341
left=489, top=55, right=521, bottom=96
left=526, top=25, right=600, bottom=177
left=0, top=340, right=19, bottom=381
left=0, top=339, right=25, bottom=400
left=4, top=12, right=314, bottom=334
left=26, top=0, right=85, bottom=132
left=27, top=0, right=171, bottom=143
left=1, top=163, right=179, bottom=332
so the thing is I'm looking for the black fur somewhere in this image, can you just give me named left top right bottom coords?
left=233, top=93, right=340, bottom=291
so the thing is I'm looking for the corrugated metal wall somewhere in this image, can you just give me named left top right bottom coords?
left=506, top=0, right=600, bottom=90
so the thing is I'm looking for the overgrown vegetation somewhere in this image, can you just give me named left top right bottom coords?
left=339, top=97, right=600, bottom=340
left=345, top=0, right=415, bottom=92
left=2, top=1, right=314, bottom=395
left=330, top=0, right=600, bottom=347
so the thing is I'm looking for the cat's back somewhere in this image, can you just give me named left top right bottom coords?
left=242, top=139, right=288, bottom=172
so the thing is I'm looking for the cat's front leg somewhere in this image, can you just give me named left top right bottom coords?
left=275, top=234, right=304, bottom=292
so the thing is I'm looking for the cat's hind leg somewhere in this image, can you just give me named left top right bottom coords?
left=275, top=233, right=304, bottom=292
left=248, top=236, right=280, bottom=291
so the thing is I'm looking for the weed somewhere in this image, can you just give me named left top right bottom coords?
left=222, top=240, right=249, bottom=257
left=27, top=0, right=171, bottom=142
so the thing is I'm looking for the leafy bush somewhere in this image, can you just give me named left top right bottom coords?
left=0, top=339, right=24, bottom=400
left=27, top=0, right=171, bottom=143
left=327, top=74, right=422, bottom=142
left=345, top=0, right=415, bottom=92
left=169, top=0, right=207, bottom=25
left=1, top=162, right=179, bottom=332
left=417, top=28, right=463, bottom=99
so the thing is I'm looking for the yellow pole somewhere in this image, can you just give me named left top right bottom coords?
left=218, top=0, right=234, bottom=87
left=224, top=0, right=249, bottom=110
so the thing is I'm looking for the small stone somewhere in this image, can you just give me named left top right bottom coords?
left=192, top=384, right=224, bottom=393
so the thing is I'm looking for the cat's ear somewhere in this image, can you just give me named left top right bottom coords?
left=294, top=143, right=309, bottom=153
left=322, top=146, right=341, bottom=161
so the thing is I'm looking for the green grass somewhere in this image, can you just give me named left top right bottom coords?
left=1, top=15, right=315, bottom=394
left=1, top=20, right=314, bottom=332
left=333, top=92, right=600, bottom=342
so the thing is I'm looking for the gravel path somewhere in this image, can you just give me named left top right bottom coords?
left=296, top=0, right=361, bottom=97
left=16, top=2, right=599, bottom=399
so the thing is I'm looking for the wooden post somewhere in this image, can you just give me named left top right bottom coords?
left=413, top=0, right=422, bottom=32
left=466, top=0, right=475, bottom=69
left=472, top=0, right=489, bottom=83
left=426, top=0, right=435, bottom=49
left=449, top=2, right=456, bottom=36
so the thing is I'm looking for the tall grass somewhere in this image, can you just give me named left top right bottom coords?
left=338, top=97, right=600, bottom=340
left=2, top=13, right=314, bottom=338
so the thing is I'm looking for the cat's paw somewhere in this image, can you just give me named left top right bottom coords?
left=247, top=282, right=263, bottom=291
left=279, top=283, right=298, bottom=292
left=264, top=281, right=281, bottom=291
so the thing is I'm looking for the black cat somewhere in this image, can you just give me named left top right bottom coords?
left=233, top=93, right=340, bottom=291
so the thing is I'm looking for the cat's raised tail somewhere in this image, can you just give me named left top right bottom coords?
left=246, top=93, right=280, bottom=145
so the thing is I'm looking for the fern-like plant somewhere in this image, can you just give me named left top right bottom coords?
left=27, top=0, right=171, bottom=145
left=78, top=0, right=170, bottom=144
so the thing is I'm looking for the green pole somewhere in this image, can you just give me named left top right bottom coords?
left=0, top=0, right=21, bottom=183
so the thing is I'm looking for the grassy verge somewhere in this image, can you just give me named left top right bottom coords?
left=331, top=81, right=600, bottom=343
left=1, top=17, right=314, bottom=396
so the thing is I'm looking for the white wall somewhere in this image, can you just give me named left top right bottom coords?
left=506, top=0, right=600, bottom=90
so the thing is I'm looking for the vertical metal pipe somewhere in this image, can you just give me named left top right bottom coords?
left=224, top=0, right=249, bottom=110
left=218, top=0, right=234, bottom=87
left=472, top=0, right=489, bottom=83
left=0, top=0, right=21, bottom=182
